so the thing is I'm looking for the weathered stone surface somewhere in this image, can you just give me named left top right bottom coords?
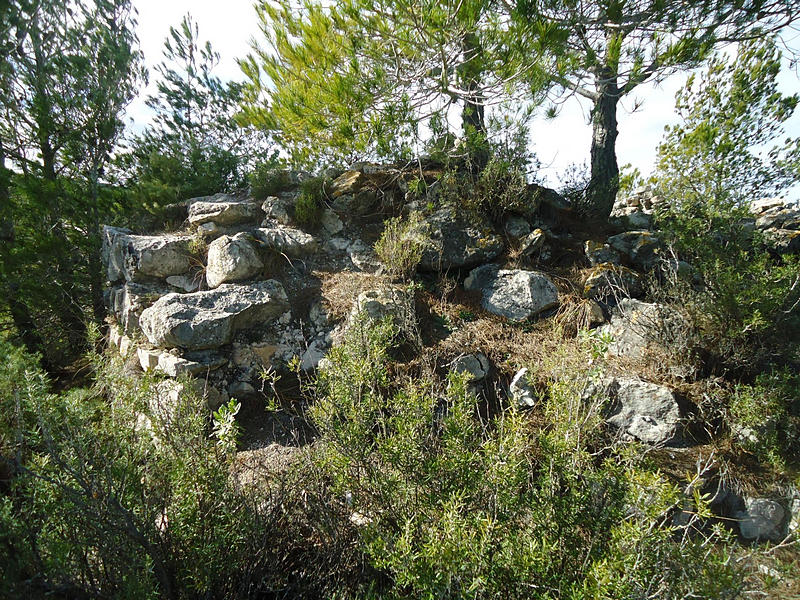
left=764, top=228, right=800, bottom=254
left=600, top=299, right=691, bottom=360
left=320, top=209, right=344, bottom=235
left=607, top=230, right=663, bottom=269
left=419, top=206, right=503, bottom=271
left=261, top=196, right=292, bottom=225
left=108, top=282, right=169, bottom=335
left=166, top=274, right=200, bottom=293
left=610, top=207, right=652, bottom=230
left=735, top=498, right=787, bottom=542
left=510, top=368, right=537, bottom=408
left=352, top=287, right=415, bottom=328
left=103, top=226, right=193, bottom=283
left=465, top=265, right=558, bottom=321
left=330, top=170, right=367, bottom=198
left=583, top=263, right=643, bottom=299
left=139, top=281, right=289, bottom=350
left=188, top=194, right=262, bottom=226
left=300, top=338, right=329, bottom=371
left=593, top=377, right=681, bottom=444
left=585, top=240, right=622, bottom=267
left=451, top=353, right=490, bottom=383
left=520, top=228, right=546, bottom=256
left=206, top=233, right=264, bottom=288
left=347, top=239, right=381, bottom=272
left=504, top=216, right=531, bottom=239
left=254, top=224, right=318, bottom=258
left=155, top=351, right=226, bottom=377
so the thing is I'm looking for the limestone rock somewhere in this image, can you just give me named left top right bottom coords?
left=321, top=209, right=344, bottom=235
left=465, top=265, right=558, bottom=321
left=419, top=206, right=503, bottom=271
left=594, top=377, right=681, bottom=445
left=735, top=498, right=787, bottom=542
left=585, top=240, right=621, bottom=266
left=166, top=274, right=200, bottom=293
left=300, top=338, right=329, bottom=371
left=764, top=228, right=800, bottom=254
left=583, top=263, right=643, bottom=299
left=519, top=228, right=546, bottom=256
left=352, top=287, right=415, bottom=329
left=504, top=216, right=531, bottom=239
left=188, top=194, right=262, bottom=226
left=254, top=224, right=318, bottom=258
left=600, top=299, right=691, bottom=361
left=261, top=196, right=292, bottom=225
left=206, top=233, right=263, bottom=288
left=510, top=368, right=537, bottom=408
left=330, top=170, right=367, bottom=198
left=139, top=281, right=289, bottom=350
left=347, top=239, right=381, bottom=272
left=451, top=353, right=490, bottom=383
left=102, top=226, right=193, bottom=283
left=154, top=351, right=226, bottom=377
left=107, top=282, right=169, bottom=335
left=607, top=230, right=663, bottom=269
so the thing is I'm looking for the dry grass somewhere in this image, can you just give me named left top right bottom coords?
left=317, top=270, right=391, bottom=320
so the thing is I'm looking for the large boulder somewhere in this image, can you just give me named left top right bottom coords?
left=600, top=299, right=691, bottom=361
left=584, top=240, right=621, bottom=266
left=254, top=224, right=318, bottom=258
left=206, top=233, right=264, bottom=288
left=606, top=230, right=664, bottom=270
left=188, top=194, right=262, bottom=226
left=591, top=377, right=682, bottom=445
left=418, top=206, right=503, bottom=271
left=139, top=281, right=289, bottom=350
left=465, top=265, right=558, bottom=321
left=583, top=263, right=643, bottom=300
left=735, top=498, right=787, bottom=542
left=102, top=226, right=193, bottom=283
left=107, top=282, right=169, bottom=335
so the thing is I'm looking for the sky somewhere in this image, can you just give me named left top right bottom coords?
left=129, top=0, right=800, bottom=191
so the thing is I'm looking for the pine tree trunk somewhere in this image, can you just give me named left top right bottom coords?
left=460, top=32, right=487, bottom=172
left=585, top=73, right=619, bottom=220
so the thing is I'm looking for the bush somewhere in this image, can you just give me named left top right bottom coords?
left=374, top=212, right=430, bottom=280
left=651, top=38, right=800, bottom=369
left=0, top=338, right=360, bottom=599
left=309, top=317, right=746, bottom=599
left=729, top=369, right=800, bottom=468
left=294, top=176, right=328, bottom=228
left=249, top=162, right=291, bottom=200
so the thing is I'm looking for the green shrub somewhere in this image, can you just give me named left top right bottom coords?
left=249, top=162, right=291, bottom=200
left=729, top=370, right=800, bottom=468
left=651, top=38, right=800, bottom=368
left=309, top=317, right=746, bottom=599
left=374, top=212, right=430, bottom=280
left=294, top=176, right=328, bottom=228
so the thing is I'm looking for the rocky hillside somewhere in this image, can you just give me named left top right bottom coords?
left=102, top=163, right=800, bottom=585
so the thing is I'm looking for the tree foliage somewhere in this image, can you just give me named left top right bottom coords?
left=0, top=0, right=144, bottom=367
left=239, top=0, right=555, bottom=168
left=516, top=0, right=800, bottom=218
left=122, top=14, right=274, bottom=203
left=652, top=37, right=800, bottom=367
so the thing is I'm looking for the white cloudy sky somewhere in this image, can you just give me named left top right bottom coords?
left=129, top=0, right=800, bottom=189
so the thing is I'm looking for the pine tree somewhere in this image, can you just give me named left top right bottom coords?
left=124, top=14, right=273, bottom=202
left=516, top=0, right=799, bottom=219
